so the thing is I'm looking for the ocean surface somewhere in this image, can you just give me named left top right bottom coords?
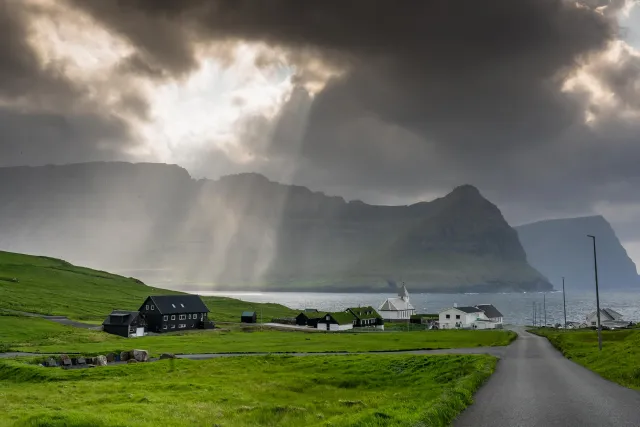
left=190, top=290, right=640, bottom=325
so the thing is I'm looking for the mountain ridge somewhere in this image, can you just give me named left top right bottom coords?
left=0, top=162, right=552, bottom=292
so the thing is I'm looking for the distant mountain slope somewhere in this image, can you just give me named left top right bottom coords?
left=515, top=216, right=639, bottom=290
left=0, top=162, right=552, bottom=293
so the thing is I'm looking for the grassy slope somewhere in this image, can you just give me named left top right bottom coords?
left=531, top=328, right=640, bottom=390
left=0, top=354, right=496, bottom=427
left=0, top=250, right=297, bottom=322
left=0, top=314, right=516, bottom=356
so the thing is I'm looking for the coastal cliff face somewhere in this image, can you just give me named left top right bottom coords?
left=516, top=216, right=640, bottom=290
left=0, top=162, right=552, bottom=292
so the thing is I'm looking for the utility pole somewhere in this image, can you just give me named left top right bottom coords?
left=532, top=302, right=536, bottom=327
left=543, top=293, right=547, bottom=327
left=588, top=235, right=603, bottom=351
left=562, top=277, right=567, bottom=329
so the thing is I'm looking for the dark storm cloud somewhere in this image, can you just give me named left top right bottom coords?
left=0, top=0, right=143, bottom=166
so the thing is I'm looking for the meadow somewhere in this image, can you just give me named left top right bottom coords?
left=0, top=250, right=298, bottom=323
left=0, top=313, right=516, bottom=356
left=531, top=328, right=640, bottom=390
left=0, top=354, right=496, bottom=427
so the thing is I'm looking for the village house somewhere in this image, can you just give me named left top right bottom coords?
left=296, top=309, right=322, bottom=327
left=346, top=306, right=385, bottom=330
left=586, top=308, right=629, bottom=328
left=138, top=295, right=210, bottom=333
left=102, top=310, right=146, bottom=338
left=241, top=311, right=257, bottom=323
left=438, top=304, right=504, bottom=329
left=316, top=312, right=355, bottom=331
left=378, top=284, right=416, bottom=321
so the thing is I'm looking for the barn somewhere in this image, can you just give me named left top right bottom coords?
left=102, top=310, right=146, bottom=338
left=316, top=312, right=355, bottom=331
left=241, top=311, right=257, bottom=323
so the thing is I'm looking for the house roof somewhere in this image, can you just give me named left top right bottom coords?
left=587, top=308, right=624, bottom=322
left=241, top=311, right=256, bottom=317
left=297, top=311, right=322, bottom=320
left=304, top=308, right=319, bottom=313
left=411, top=313, right=439, bottom=319
left=455, top=306, right=484, bottom=314
left=102, top=310, right=140, bottom=326
left=603, top=308, right=623, bottom=320
left=143, top=295, right=210, bottom=315
left=475, top=304, right=503, bottom=318
left=319, top=312, right=356, bottom=325
left=347, top=306, right=382, bottom=320
left=379, top=297, right=415, bottom=311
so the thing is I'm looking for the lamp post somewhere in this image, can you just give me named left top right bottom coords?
left=587, top=234, right=603, bottom=351
left=562, top=277, right=567, bottom=329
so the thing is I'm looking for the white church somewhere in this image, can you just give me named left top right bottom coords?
left=378, top=283, right=416, bottom=321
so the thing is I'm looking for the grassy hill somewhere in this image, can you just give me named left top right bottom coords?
left=0, top=250, right=297, bottom=322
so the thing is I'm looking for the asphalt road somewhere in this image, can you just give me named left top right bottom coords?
left=453, top=327, right=640, bottom=427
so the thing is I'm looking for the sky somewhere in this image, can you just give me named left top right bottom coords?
left=2, top=0, right=640, bottom=262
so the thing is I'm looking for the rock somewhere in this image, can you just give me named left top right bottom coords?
left=45, top=358, right=58, bottom=367
left=120, top=351, right=130, bottom=362
left=159, top=353, right=176, bottom=360
left=77, top=357, right=86, bottom=365
left=132, top=349, right=149, bottom=362
left=106, top=353, right=115, bottom=363
left=127, top=359, right=138, bottom=364
left=95, top=355, right=107, bottom=366
left=59, top=354, right=70, bottom=363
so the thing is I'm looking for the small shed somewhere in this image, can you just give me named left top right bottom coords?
left=296, top=311, right=322, bottom=327
left=102, top=310, right=146, bottom=338
left=241, top=311, right=257, bottom=323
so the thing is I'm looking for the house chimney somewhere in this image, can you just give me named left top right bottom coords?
left=454, top=303, right=458, bottom=308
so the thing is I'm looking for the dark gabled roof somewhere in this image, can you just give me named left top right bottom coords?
left=346, top=306, right=382, bottom=320
left=475, top=304, right=503, bottom=318
left=241, top=311, right=256, bottom=317
left=102, top=310, right=139, bottom=326
left=455, top=306, right=484, bottom=314
left=143, top=295, right=210, bottom=315
left=319, top=312, right=356, bottom=325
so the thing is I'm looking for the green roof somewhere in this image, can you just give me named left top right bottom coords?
left=298, top=311, right=322, bottom=320
left=241, top=311, right=256, bottom=317
left=322, top=312, right=356, bottom=325
left=347, top=306, right=382, bottom=320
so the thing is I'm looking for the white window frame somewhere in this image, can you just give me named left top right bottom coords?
left=151, top=305, right=154, bottom=310
left=171, top=324, right=175, bottom=329
left=145, top=305, right=149, bottom=310
left=178, top=323, right=186, bottom=328
left=188, top=314, right=191, bottom=319
left=179, top=314, right=186, bottom=320
left=171, top=315, right=176, bottom=320
left=163, top=315, right=168, bottom=321
left=163, top=325, right=167, bottom=330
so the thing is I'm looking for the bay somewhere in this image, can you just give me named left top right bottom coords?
left=190, top=290, right=640, bottom=326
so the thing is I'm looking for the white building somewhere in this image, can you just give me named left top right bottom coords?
left=378, top=284, right=416, bottom=321
left=586, top=308, right=628, bottom=328
left=316, top=312, right=355, bottom=331
left=438, top=304, right=504, bottom=329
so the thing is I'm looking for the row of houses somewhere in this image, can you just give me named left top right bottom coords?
left=296, top=306, right=385, bottom=331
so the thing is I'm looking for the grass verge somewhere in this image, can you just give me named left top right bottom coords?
left=0, top=354, right=496, bottom=427
left=530, top=327, right=640, bottom=390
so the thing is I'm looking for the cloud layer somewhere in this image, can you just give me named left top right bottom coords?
left=2, top=0, right=640, bottom=258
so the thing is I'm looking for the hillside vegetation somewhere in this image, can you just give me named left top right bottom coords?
left=0, top=354, right=496, bottom=427
left=531, top=328, right=640, bottom=390
left=0, top=250, right=297, bottom=322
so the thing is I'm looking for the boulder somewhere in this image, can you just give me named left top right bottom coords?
left=159, top=353, right=176, bottom=360
left=59, top=354, right=71, bottom=363
left=45, top=358, right=58, bottom=367
left=120, top=351, right=130, bottom=362
left=95, top=355, right=108, bottom=366
left=106, top=353, right=115, bottom=363
left=132, top=349, right=149, bottom=362
left=127, top=359, right=138, bottom=364
left=77, top=357, right=86, bottom=365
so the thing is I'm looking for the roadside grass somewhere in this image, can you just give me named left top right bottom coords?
left=530, top=327, right=640, bottom=390
left=0, top=250, right=298, bottom=323
left=1, top=314, right=516, bottom=356
left=0, top=354, right=496, bottom=427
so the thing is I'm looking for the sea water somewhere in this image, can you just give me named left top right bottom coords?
left=189, top=290, right=640, bottom=325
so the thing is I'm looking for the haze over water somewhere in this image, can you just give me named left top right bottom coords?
left=190, top=290, right=640, bottom=326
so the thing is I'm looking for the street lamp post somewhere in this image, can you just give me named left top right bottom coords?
left=562, top=277, right=567, bottom=329
left=587, top=234, right=603, bottom=351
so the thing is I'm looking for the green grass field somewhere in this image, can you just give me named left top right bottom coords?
left=0, top=250, right=297, bottom=322
left=531, top=328, right=640, bottom=390
left=1, top=313, right=515, bottom=356
left=0, top=354, right=496, bottom=427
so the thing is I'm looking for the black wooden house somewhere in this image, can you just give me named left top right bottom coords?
left=241, top=311, right=257, bottom=323
left=296, top=309, right=322, bottom=327
left=346, top=306, right=384, bottom=328
left=102, top=310, right=146, bottom=338
left=139, top=295, right=210, bottom=333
